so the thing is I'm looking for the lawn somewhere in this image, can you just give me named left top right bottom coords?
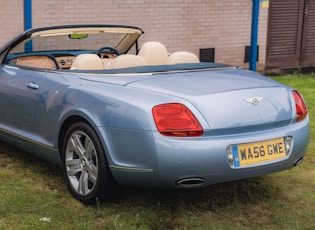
left=0, top=74, right=314, bottom=230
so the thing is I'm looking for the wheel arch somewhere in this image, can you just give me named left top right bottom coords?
left=58, top=115, right=87, bottom=157
left=57, top=106, right=105, bottom=155
left=57, top=114, right=113, bottom=165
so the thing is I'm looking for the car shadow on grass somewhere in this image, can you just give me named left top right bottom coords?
left=104, top=176, right=281, bottom=229
left=117, top=175, right=280, bottom=209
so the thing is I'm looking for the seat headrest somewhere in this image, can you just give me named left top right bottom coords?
left=71, top=54, right=104, bottom=70
left=167, top=51, right=200, bottom=64
left=138, top=42, right=168, bottom=65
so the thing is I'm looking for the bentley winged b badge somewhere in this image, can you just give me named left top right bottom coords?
left=244, top=97, right=263, bottom=106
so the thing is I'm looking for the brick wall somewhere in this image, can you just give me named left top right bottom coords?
left=0, top=1, right=24, bottom=46
left=0, top=0, right=269, bottom=70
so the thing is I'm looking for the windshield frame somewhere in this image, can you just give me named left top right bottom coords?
left=0, top=24, right=144, bottom=64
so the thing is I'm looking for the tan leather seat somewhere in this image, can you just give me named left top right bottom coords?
left=110, top=54, right=147, bottom=69
left=138, top=42, right=168, bottom=65
left=71, top=54, right=104, bottom=70
left=167, top=51, right=200, bottom=64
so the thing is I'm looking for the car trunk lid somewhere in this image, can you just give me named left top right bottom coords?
left=126, top=68, right=293, bottom=131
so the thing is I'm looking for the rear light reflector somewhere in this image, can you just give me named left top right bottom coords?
left=152, top=103, right=203, bottom=137
left=292, top=90, right=307, bottom=122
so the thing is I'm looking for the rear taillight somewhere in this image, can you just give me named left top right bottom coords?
left=152, top=103, right=203, bottom=137
left=292, top=90, right=307, bottom=122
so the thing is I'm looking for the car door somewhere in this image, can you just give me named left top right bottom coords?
left=0, top=65, right=45, bottom=139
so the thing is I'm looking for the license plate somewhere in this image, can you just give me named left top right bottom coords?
left=232, top=137, right=286, bottom=167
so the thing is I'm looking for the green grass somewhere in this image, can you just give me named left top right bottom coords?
left=0, top=74, right=315, bottom=230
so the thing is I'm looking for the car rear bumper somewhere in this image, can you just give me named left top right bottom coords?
left=104, top=117, right=309, bottom=189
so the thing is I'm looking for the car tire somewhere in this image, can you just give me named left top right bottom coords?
left=61, top=121, right=116, bottom=204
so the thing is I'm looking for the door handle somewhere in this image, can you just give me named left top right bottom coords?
left=26, top=82, right=39, bottom=89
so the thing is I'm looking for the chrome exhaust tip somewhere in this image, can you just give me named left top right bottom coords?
left=176, top=178, right=205, bottom=187
left=294, top=157, right=303, bottom=167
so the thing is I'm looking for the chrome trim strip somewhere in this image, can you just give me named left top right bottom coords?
left=109, top=165, right=153, bottom=172
left=0, top=127, right=58, bottom=152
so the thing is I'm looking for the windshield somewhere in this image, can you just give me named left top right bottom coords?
left=8, top=32, right=128, bottom=54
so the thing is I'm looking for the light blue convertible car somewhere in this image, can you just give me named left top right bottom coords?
left=0, top=25, right=309, bottom=204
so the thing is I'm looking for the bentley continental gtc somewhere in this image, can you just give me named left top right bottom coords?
left=0, top=25, right=309, bottom=204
